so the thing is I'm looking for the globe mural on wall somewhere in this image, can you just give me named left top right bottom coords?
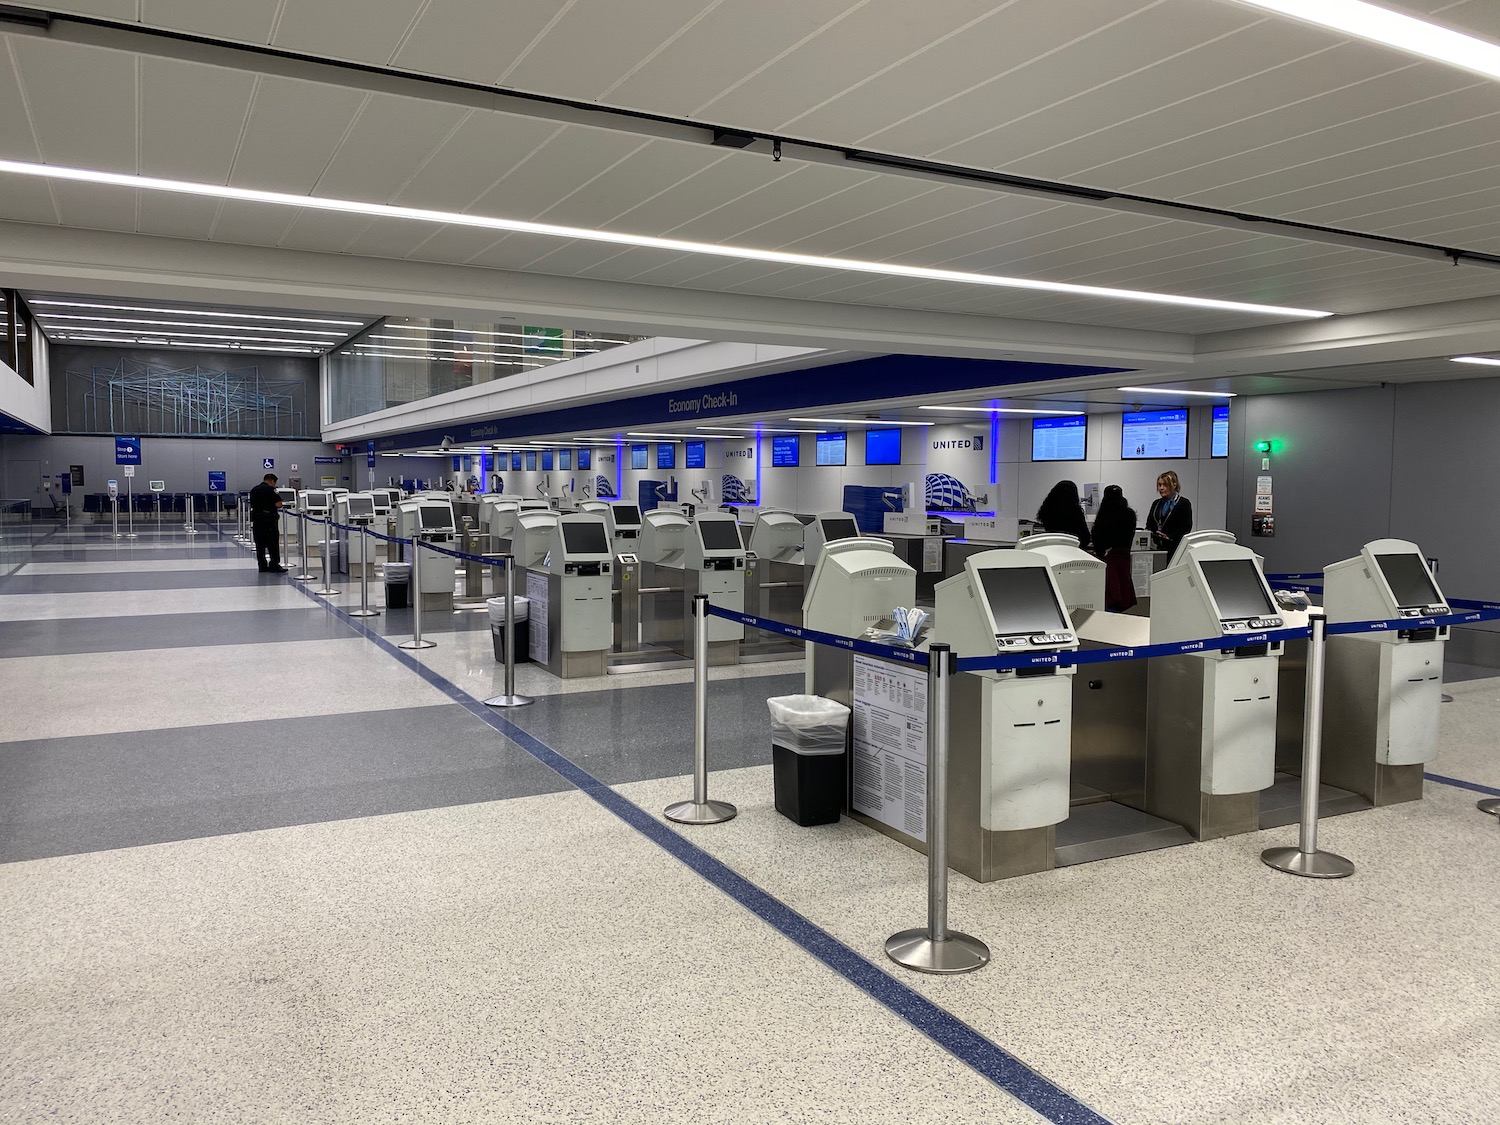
left=595, top=475, right=618, bottom=499
left=925, top=472, right=989, bottom=512
left=721, top=475, right=753, bottom=504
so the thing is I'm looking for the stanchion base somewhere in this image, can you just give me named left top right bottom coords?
left=884, top=929, right=991, bottom=975
left=1442, top=693, right=1454, bottom=703
left=313, top=587, right=340, bottom=596
left=1260, top=846, right=1355, bottom=879
left=663, top=799, right=737, bottom=825
left=483, top=694, right=534, bottom=708
left=293, top=573, right=316, bottom=581
left=124, top=533, right=138, bottom=540
left=398, top=638, right=437, bottom=650
left=1477, top=798, right=1500, bottom=816
left=347, top=608, right=380, bottom=617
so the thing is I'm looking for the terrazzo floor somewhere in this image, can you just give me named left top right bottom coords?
left=2, top=523, right=1497, bottom=1124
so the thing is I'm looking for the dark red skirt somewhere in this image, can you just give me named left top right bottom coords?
left=1104, top=547, right=1138, bottom=613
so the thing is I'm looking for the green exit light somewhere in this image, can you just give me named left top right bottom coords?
left=1254, top=440, right=1272, bottom=453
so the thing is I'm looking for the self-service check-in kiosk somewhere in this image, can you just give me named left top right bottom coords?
left=803, top=512, right=861, bottom=572
left=338, top=493, right=380, bottom=577
left=683, top=513, right=745, bottom=666
left=929, top=550, right=1079, bottom=880
left=397, top=497, right=458, bottom=613
left=1320, top=539, right=1448, bottom=806
left=603, top=502, right=644, bottom=654
left=803, top=537, right=917, bottom=706
left=277, top=488, right=299, bottom=547
left=745, top=511, right=806, bottom=652
left=512, top=510, right=559, bottom=571
left=639, top=508, right=691, bottom=654
left=535, top=513, right=613, bottom=678
left=1146, top=538, right=1285, bottom=839
left=297, top=490, right=330, bottom=557
left=1018, top=535, right=1194, bottom=864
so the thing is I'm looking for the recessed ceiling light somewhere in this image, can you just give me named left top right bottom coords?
left=788, top=417, right=933, bottom=426
left=1230, top=1, right=1500, bottom=81
left=38, top=314, right=346, bottom=336
left=625, top=433, right=686, bottom=441
left=1117, top=386, right=1237, bottom=398
left=29, top=299, right=365, bottom=326
left=0, top=159, right=1332, bottom=320
left=917, top=405, right=1084, bottom=415
left=1451, top=356, right=1500, bottom=367
left=695, top=426, right=828, bottom=434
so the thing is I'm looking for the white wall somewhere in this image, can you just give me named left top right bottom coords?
left=0, top=342, right=51, bottom=434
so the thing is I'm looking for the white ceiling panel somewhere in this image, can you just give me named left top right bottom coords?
left=0, top=177, right=60, bottom=225
left=501, top=0, right=722, bottom=102
left=277, top=210, right=394, bottom=255
left=463, top=231, right=605, bottom=273
left=340, top=216, right=453, bottom=261
left=392, top=0, right=564, bottom=86
left=310, top=94, right=470, bottom=201
left=50, top=181, right=139, bottom=232
left=39, top=0, right=139, bottom=19
left=387, top=113, right=565, bottom=213
left=137, top=193, right=220, bottom=241
left=11, top=36, right=137, bottom=172
left=463, top=125, right=653, bottom=225
left=141, top=0, right=281, bottom=45
left=272, top=0, right=430, bottom=68
left=227, top=76, right=369, bottom=193
left=0, top=42, right=43, bottom=162
left=207, top=198, right=299, bottom=247
left=139, top=57, right=256, bottom=182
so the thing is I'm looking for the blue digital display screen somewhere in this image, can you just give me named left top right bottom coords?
left=815, top=432, right=846, bottom=466
left=864, top=428, right=901, bottom=466
left=542, top=449, right=555, bottom=471
left=656, top=443, right=675, bottom=470
left=577, top=449, right=591, bottom=470
left=525, top=450, right=537, bottom=471
left=685, top=441, right=706, bottom=469
left=1211, top=405, right=1230, bottom=458
left=771, top=435, right=800, bottom=467
left=511, top=452, right=523, bottom=471
left=559, top=449, right=572, bottom=470
left=1031, top=416, right=1086, bottom=461
left=631, top=444, right=648, bottom=470
left=1122, top=409, right=1188, bottom=459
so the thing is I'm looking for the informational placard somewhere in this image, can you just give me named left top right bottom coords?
left=525, top=451, right=538, bottom=471
left=70, top=465, right=84, bottom=486
left=1031, top=416, right=1086, bottom=461
left=526, top=571, right=549, bottom=663
left=771, top=435, right=799, bottom=467
left=559, top=449, right=572, bottom=471
left=123, top=465, right=135, bottom=478
left=512, top=452, right=523, bottom=471
left=577, top=448, right=592, bottom=470
left=207, top=471, right=227, bottom=492
left=815, top=432, right=846, bottom=466
left=685, top=441, right=705, bottom=469
left=1211, top=405, right=1230, bottom=458
left=1121, top=410, right=1188, bottom=459
left=114, top=436, right=142, bottom=465
left=315, top=456, right=343, bottom=465
left=852, top=654, right=928, bottom=842
left=541, top=449, right=554, bottom=472
left=922, top=537, right=943, bottom=573
left=656, top=443, right=675, bottom=470
left=630, top=445, right=647, bottom=470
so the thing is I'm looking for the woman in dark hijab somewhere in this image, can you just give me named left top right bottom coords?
left=1035, top=480, right=1091, bottom=551
left=1091, top=484, right=1138, bottom=613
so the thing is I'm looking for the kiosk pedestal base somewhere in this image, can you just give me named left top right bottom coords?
left=419, top=591, right=453, bottom=615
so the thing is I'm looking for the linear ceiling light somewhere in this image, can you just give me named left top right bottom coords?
left=1230, top=1, right=1500, bottom=80
left=51, top=331, right=319, bottom=351
left=695, top=426, right=828, bottom=434
left=48, top=325, right=335, bottom=347
left=30, top=299, right=364, bottom=326
left=789, top=417, right=933, bottom=427
left=625, top=433, right=686, bottom=441
left=0, top=159, right=1332, bottom=320
left=1451, top=356, right=1500, bottom=366
left=39, top=314, right=346, bottom=336
left=917, top=405, right=1083, bottom=415
left=1116, top=386, right=1237, bottom=397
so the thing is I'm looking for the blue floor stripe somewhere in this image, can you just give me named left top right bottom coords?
left=216, top=530, right=1113, bottom=1124
left=1425, top=772, right=1500, bottom=798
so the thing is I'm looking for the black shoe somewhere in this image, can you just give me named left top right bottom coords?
left=258, top=566, right=271, bottom=572
left=269, top=566, right=289, bottom=573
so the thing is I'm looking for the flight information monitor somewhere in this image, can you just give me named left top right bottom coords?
left=541, top=449, right=554, bottom=471
left=1374, top=553, right=1443, bottom=608
left=612, top=504, right=641, bottom=526
left=561, top=521, right=610, bottom=555
left=1199, top=559, right=1275, bottom=619
left=821, top=517, right=858, bottom=542
left=559, top=449, right=572, bottom=470
left=577, top=448, right=592, bottom=470
left=1122, top=409, right=1188, bottom=459
left=631, top=444, right=648, bottom=470
left=511, top=452, right=523, bottom=471
left=865, top=428, right=901, bottom=465
left=1031, top=416, right=1086, bottom=461
left=418, top=505, right=453, bottom=531
left=656, top=444, right=675, bottom=470
left=698, top=520, right=743, bottom=551
left=815, top=432, right=846, bottom=466
left=1211, top=405, right=1230, bottom=458
left=771, top=435, right=800, bottom=467
left=685, top=441, right=706, bottom=469
left=525, top=451, right=538, bottom=471
left=978, top=567, right=1071, bottom=635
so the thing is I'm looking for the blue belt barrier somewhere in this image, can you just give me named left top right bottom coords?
left=704, top=603, right=928, bottom=667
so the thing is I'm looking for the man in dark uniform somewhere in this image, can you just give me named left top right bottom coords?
left=249, top=473, right=288, bottom=573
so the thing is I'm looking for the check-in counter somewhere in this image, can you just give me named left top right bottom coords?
left=535, top=514, right=614, bottom=678
left=396, top=497, right=458, bottom=613
left=683, top=513, right=745, bottom=666
left=639, top=509, right=691, bottom=654
left=803, top=537, right=917, bottom=706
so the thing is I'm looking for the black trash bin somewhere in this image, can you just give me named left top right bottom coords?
left=385, top=562, right=411, bottom=609
left=768, top=696, right=851, bottom=827
left=487, top=596, right=531, bottom=663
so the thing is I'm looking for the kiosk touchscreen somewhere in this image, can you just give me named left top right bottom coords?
left=930, top=550, right=1078, bottom=879
left=512, top=511, right=559, bottom=570
left=537, top=514, right=614, bottom=677
left=1014, top=534, right=1105, bottom=616
left=298, top=490, right=330, bottom=548
left=606, top=503, right=643, bottom=557
left=802, top=537, right=916, bottom=703
left=682, top=514, right=746, bottom=664
left=803, top=512, right=860, bottom=571
left=1147, top=539, right=1284, bottom=838
left=1320, top=539, right=1448, bottom=803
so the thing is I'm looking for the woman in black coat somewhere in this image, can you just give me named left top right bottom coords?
left=1145, top=470, right=1193, bottom=558
left=1090, top=484, right=1138, bottom=613
left=1035, top=480, right=1090, bottom=551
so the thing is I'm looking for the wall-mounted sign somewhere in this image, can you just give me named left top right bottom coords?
left=114, top=436, right=142, bottom=465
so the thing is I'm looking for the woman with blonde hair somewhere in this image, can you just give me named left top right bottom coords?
left=1145, top=470, right=1192, bottom=557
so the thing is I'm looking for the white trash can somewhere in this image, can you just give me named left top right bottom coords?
left=487, top=596, right=530, bottom=662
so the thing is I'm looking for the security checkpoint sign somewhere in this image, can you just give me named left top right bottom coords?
left=114, top=436, right=142, bottom=465
left=208, top=471, right=227, bottom=492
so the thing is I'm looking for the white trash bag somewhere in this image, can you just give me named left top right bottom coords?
left=767, top=695, right=851, bottom=755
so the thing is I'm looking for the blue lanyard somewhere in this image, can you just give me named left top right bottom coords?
left=1157, top=494, right=1178, bottom=523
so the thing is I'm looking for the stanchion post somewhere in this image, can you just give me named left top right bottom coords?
left=125, top=482, right=136, bottom=539
left=1262, top=611, right=1355, bottom=878
left=111, top=495, right=120, bottom=540
left=484, top=554, right=532, bottom=707
left=348, top=524, right=379, bottom=618
left=184, top=495, right=197, bottom=535
left=664, top=595, right=736, bottom=825
left=886, top=643, right=990, bottom=974
left=314, top=517, right=339, bottom=596
left=294, top=511, right=315, bottom=581
left=399, top=537, right=436, bottom=650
